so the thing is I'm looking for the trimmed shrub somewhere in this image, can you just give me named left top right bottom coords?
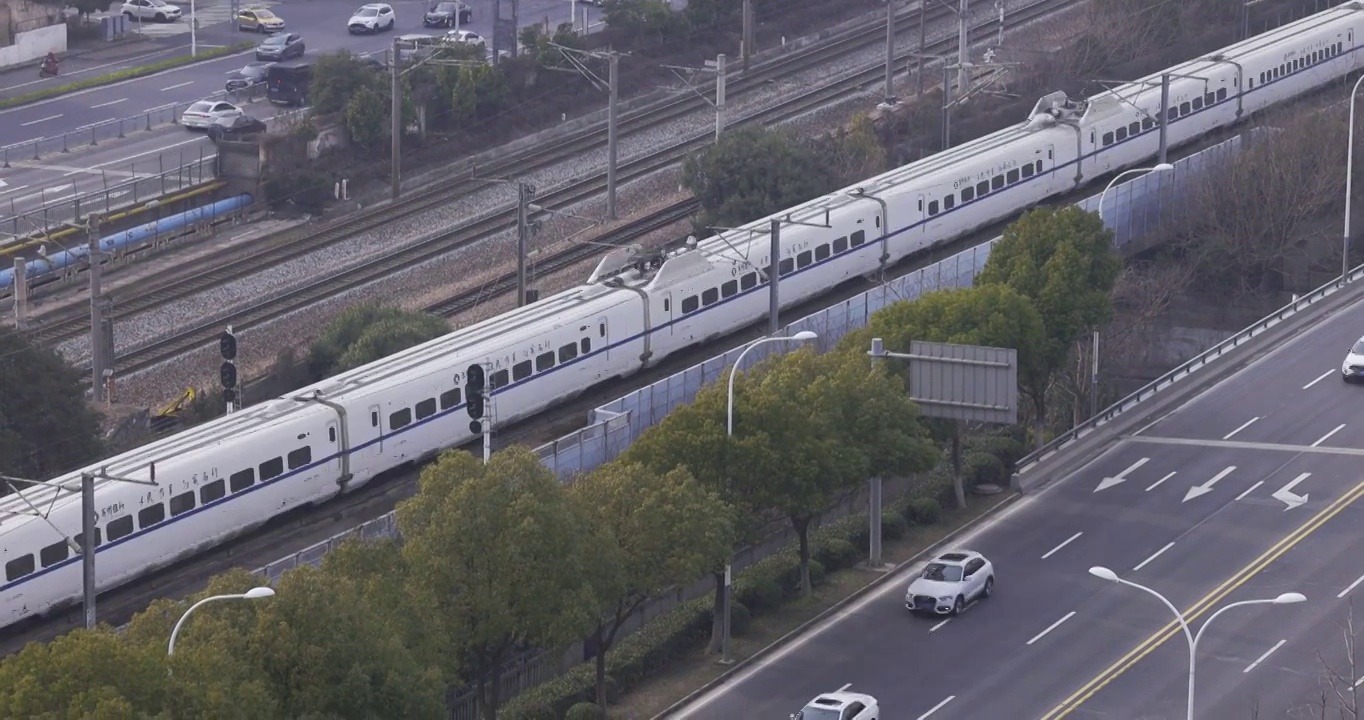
left=730, top=600, right=752, bottom=636
left=908, top=497, right=942, bottom=525
left=965, top=451, right=1005, bottom=486
left=604, top=597, right=710, bottom=692
left=972, top=434, right=1026, bottom=472
left=809, top=559, right=826, bottom=587
left=815, top=537, right=860, bottom=571
left=500, top=664, right=595, bottom=719
left=735, top=574, right=784, bottom=613
left=566, top=701, right=606, bottom=720
left=881, top=509, right=908, bottom=540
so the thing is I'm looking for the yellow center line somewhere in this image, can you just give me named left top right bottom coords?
left=1042, top=478, right=1364, bottom=719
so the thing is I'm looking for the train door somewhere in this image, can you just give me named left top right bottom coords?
left=326, top=421, right=342, bottom=470
left=367, top=405, right=383, bottom=453
left=1045, top=145, right=1055, bottom=178
left=596, top=316, right=609, bottom=358
left=662, top=293, right=675, bottom=334
left=917, top=195, right=928, bottom=232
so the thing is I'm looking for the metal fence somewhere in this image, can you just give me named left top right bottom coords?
left=0, top=154, right=218, bottom=240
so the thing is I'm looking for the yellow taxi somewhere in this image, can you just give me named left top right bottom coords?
left=236, top=7, right=285, bottom=32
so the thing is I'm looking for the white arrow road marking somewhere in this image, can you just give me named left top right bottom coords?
left=1184, top=466, right=1236, bottom=502
left=0, top=179, right=7, bottom=189
left=1271, top=473, right=1310, bottom=511
left=1095, top=457, right=1150, bottom=492
left=1224, top=417, right=1261, bottom=440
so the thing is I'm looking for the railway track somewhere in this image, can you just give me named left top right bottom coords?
left=26, top=0, right=1066, bottom=373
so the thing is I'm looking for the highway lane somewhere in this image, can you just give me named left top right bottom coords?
left=668, top=293, right=1364, bottom=719
left=0, top=0, right=614, bottom=147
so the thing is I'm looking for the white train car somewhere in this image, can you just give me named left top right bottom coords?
left=3, top=2, right=1362, bottom=632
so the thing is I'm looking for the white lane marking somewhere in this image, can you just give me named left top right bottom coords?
left=19, top=114, right=62, bottom=127
left=1095, top=457, right=1150, bottom=492
left=1356, top=674, right=1364, bottom=689
left=837, top=682, right=851, bottom=692
left=1133, top=542, right=1175, bottom=572
left=161, top=80, right=194, bottom=91
left=917, top=696, right=955, bottom=720
left=1146, top=471, right=1177, bottom=492
left=1042, top=532, right=1084, bottom=559
left=2, top=47, right=180, bottom=95
left=1243, top=639, right=1286, bottom=673
left=6, top=183, right=76, bottom=205
left=1312, top=424, right=1346, bottom=447
left=0, top=184, right=29, bottom=198
left=1184, top=466, right=1236, bottom=502
left=929, top=618, right=951, bottom=633
left=1224, top=417, right=1261, bottom=440
left=1304, top=370, right=1334, bottom=389
left=1235, top=481, right=1264, bottom=502
left=1339, top=573, right=1364, bottom=599
left=90, top=98, right=127, bottom=109
left=1026, top=611, right=1076, bottom=646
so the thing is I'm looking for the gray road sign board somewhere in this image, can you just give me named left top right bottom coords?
left=907, top=340, right=1018, bottom=425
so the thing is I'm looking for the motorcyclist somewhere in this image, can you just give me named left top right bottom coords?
left=41, top=52, right=58, bottom=75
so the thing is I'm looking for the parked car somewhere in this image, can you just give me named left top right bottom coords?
left=236, top=7, right=284, bottom=32
left=443, top=29, right=485, bottom=48
left=256, top=32, right=304, bottom=61
left=348, top=3, right=395, bottom=34
left=208, top=114, right=268, bottom=142
left=224, top=61, right=274, bottom=92
left=904, top=550, right=994, bottom=616
left=121, top=0, right=180, bottom=22
left=181, top=100, right=244, bottom=130
left=792, top=691, right=879, bottom=720
left=423, top=1, right=470, bottom=27
left=265, top=61, right=311, bottom=106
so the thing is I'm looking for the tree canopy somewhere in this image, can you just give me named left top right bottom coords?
left=0, top=326, right=103, bottom=490
left=306, top=303, right=449, bottom=380
left=682, top=125, right=840, bottom=230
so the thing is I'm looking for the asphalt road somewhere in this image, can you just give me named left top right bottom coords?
left=669, top=296, right=1364, bottom=719
left=0, top=0, right=612, bottom=148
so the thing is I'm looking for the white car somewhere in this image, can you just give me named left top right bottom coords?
left=904, top=550, right=994, bottom=615
left=348, top=3, right=395, bottom=34
left=181, top=100, right=244, bottom=130
left=792, top=691, right=879, bottom=720
left=121, top=0, right=181, bottom=22
left=443, top=29, right=485, bottom=48
left=1343, top=335, right=1364, bottom=383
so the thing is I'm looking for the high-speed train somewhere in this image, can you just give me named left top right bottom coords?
left=3, top=3, right=1362, bottom=630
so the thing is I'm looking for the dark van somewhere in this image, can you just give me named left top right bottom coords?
left=266, top=61, right=311, bottom=106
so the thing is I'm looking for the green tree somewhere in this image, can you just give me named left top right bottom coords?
left=307, top=303, right=449, bottom=380
left=682, top=125, right=839, bottom=229
left=311, top=51, right=383, bottom=115
left=602, top=0, right=686, bottom=41
left=345, top=84, right=388, bottom=148
left=396, top=447, right=599, bottom=720
left=0, top=626, right=166, bottom=717
left=683, top=0, right=739, bottom=31
left=572, top=462, right=733, bottom=707
left=0, top=326, right=103, bottom=489
left=975, top=206, right=1121, bottom=447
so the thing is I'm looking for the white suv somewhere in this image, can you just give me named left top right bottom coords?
left=905, top=550, right=994, bottom=615
left=792, top=691, right=879, bottom=720
left=121, top=0, right=181, bottom=22
left=348, top=3, right=395, bottom=33
left=1343, top=335, right=1364, bottom=383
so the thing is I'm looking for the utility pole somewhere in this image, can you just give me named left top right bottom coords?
left=883, top=0, right=897, bottom=106
left=742, top=0, right=753, bottom=72
left=552, top=44, right=625, bottom=219
left=941, top=64, right=952, bottom=150
left=86, top=214, right=105, bottom=403
left=768, top=219, right=780, bottom=335
left=957, top=0, right=971, bottom=99
left=916, top=1, right=926, bottom=96
left=516, top=181, right=534, bottom=307
left=390, top=36, right=402, bottom=200
left=1158, top=73, right=1170, bottom=164
left=715, top=53, right=726, bottom=140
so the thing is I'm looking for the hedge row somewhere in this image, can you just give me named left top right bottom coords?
left=500, top=429, right=1021, bottom=718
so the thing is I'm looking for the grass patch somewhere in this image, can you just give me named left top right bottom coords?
left=0, top=42, right=254, bottom=110
left=607, top=495, right=1007, bottom=719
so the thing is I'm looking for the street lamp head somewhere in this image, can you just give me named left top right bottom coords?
left=1152, top=162, right=1174, bottom=172
left=790, top=331, right=817, bottom=341
left=1088, top=566, right=1120, bottom=583
left=243, top=587, right=275, bottom=600
left=1272, top=592, right=1307, bottom=605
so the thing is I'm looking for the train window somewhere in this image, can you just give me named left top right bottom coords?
left=1006, top=168, right=1020, bottom=184
left=389, top=408, right=412, bottom=430
left=328, top=426, right=337, bottom=443
left=138, top=503, right=165, bottom=529
left=927, top=200, right=939, bottom=216
left=851, top=230, right=866, bottom=247
left=780, top=258, right=795, bottom=275
left=1258, top=71, right=1266, bottom=84
left=229, top=468, right=255, bottom=493
left=1128, top=121, right=1140, bottom=136
left=797, top=251, right=812, bottom=268
left=535, top=352, right=555, bottom=373
left=599, top=322, right=606, bottom=337
left=1115, top=127, right=1127, bottom=142
left=491, top=369, right=509, bottom=388
left=512, top=360, right=532, bottom=382
left=943, top=195, right=955, bottom=211
left=1142, top=118, right=1156, bottom=131
left=721, top=279, right=738, bottom=298
left=170, top=491, right=196, bottom=518
left=40, top=541, right=68, bottom=568
left=741, top=272, right=758, bottom=290
left=1179, top=101, right=1191, bottom=115
left=5, top=555, right=34, bottom=581
left=917, top=198, right=923, bottom=211
left=200, top=479, right=226, bottom=505
left=1216, top=88, right=1227, bottom=101
left=580, top=338, right=592, bottom=355
left=1203, top=92, right=1214, bottom=107
left=814, top=244, right=830, bottom=261
left=1166, top=107, right=1178, bottom=122
left=991, top=175, right=1005, bottom=191
left=1102, top=131, right=1113, bottom=146
left=975, top=180, right=989, bottom=197
left=260, top=456, right=285, bottom=481
left=440, top=388, right=461, bottom=409
left=1248, top=77, right=1255, bottom=89
left=415, top=398, right=438, bottom=420
left=961, top=186, right=975, bottom=202
left=1191, top=97, right=1203, bottom=111
left=371, top=411, right=379, bottom=428
left=680, top=296, right=699, bottom=314
left=107, top=516, right=133, bottom=542
left=1020, top=163, right=1034, bottom=180
left=559, top=342, right=580, bottom=362
left=72, top=528, right=103, bottom=551
left=662, top=297, right=670, bottom=312
left=702, top=288, right=719, bottom=306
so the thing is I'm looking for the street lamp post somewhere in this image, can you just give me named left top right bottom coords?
left=1087, top=566, right=1304, bottom=720
left=1089, top=163, right=1174, bottom=418
left=168, top=587, right=276, bottom=657
left=719, top=330, right=818, bottom=664
left=1344, top=74, right=1364, bottom=281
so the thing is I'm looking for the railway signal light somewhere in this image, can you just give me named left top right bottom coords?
left=219, top=328, right=237, bottom=361
left=223, top=387, right=238, bottom=405
left=466, top=364, right=485, bottom=421
left=220, top=361, right=238, bottom=390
